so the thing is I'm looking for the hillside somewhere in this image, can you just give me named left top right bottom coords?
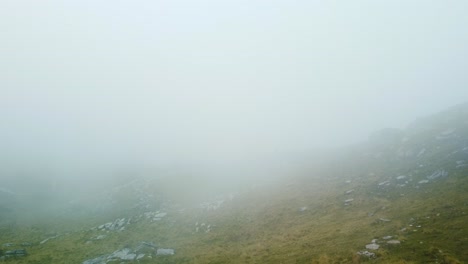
left=1, top=103, right=468, bottom=263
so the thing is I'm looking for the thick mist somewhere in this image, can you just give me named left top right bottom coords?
left=1, top=0, right=468, bottom=197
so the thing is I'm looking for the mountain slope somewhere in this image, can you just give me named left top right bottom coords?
left=1, top=103, right=467, bottom=263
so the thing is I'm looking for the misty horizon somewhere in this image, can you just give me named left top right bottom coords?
left=2, top=1, right=468, bottom=185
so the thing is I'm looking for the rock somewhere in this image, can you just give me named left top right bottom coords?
left=345, top=190, right=354, bottom=195
left=2, top=243, right=14, bottom=247
left=97, top=218, right=128, bottom=231
left=144, top=211, right=168, bottom=222
left=418, top=180, right=429, bottom=184
left=82, top=242, right=156, bottom=264
left=134, top=242, right=157, bottom=255
left=387, top=240, right=401, bottom=245
left=82, top=255, right=107, bottom=264
left=106, top=248, right=138, bottom=261
left=382, top=236, right=392, bottom=240
left=379, top=218, right=391, bottom=222
left=40, top=235, right=59, bottom=245
left=4, top=249, right=27, bottom=257
left=344, top=199, right=354, bottom=203
left=378, top=181, right=390, bottom=186
left=299, top=206, right=307, bottom=212
left=396, top=175, right=406, bottom=180
left=426, top=170, right=448, bottom=180
left=156, top=248, right=175, bottom=255
left=357, top=250, right=375, bottom=258
left=365, top=244, right=380, bottom=250
left=153, top=212, right=167, bottom=221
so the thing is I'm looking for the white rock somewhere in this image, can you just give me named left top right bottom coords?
left=156, top=249, right=175, bottom=255
left=387, top=240, right=401, bottom=245
left=365, top=244, right=380, bottom=250
left=378, top=181, right=390, bottom=186
left=357, top=250, right=375, bottom=258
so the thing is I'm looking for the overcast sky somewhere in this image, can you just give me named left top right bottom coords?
left=1, top=0, right=468, bottom=179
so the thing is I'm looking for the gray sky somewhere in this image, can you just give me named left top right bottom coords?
left=1, top=0, right=468, bottom=180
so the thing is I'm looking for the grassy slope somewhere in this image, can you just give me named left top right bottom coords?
left=1, top=104, right=468, bottom=264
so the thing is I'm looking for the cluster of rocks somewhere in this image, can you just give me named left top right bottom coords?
left=199, top=200, right=224, bottom=211
left=418, top=169, right=448, bottom=185
left=195, top=222, right=212, bottom=233
left=82, top=242, right=175, bottom=264
left=343, top=188, right=355, bottom=205
left=0, top=249, right=28, bottom=260
left=95, top=218, right=129, bottom=232
left=357, top=236, right=401, bottom=259
left=143, top=211, right=167, bottom=222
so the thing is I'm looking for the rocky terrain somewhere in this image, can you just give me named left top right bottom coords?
left=0, top=103, right=467, bottom=263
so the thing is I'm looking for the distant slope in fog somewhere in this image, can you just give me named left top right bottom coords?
left=1, top=102, right=467, bottom=263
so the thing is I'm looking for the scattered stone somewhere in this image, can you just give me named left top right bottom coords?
left=396, top=175, right=406, bottom=180
left=4, top=249, right=27, bottom=257
left=365, top=243, right=380, bottom=250
left=40, top=235, right=59, bottom=245
left=426, top=170, right=448, bottom=180
left=345, top=190, right=354, bottom=195
left=156, top=248, right=175, bottom=255
left=382, top=236, right=392, bottom=240
left=199, top=200, right=224, bottom=211
left=378, top=181, right=390, bottom=186
left=153, top=212, right=167, bottom=221
left=82, top=255, right=107, bottom=264
left=387, top=240, right=401, bottom=245
left=2, top=243, right=14, bottom=247
left=418, top=180, right=429, bottom=184
left=357, top=250, right=375, bottom=258
left=379, top=218, right=391, bottom=222
left=82, top=242, right=160, bottom=264
left=97, top=218, right=127, bottom=231
left=144, top=211, right=168, bottom=222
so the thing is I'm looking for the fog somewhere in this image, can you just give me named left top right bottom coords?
left=1, top=0, right=468, bottom=194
